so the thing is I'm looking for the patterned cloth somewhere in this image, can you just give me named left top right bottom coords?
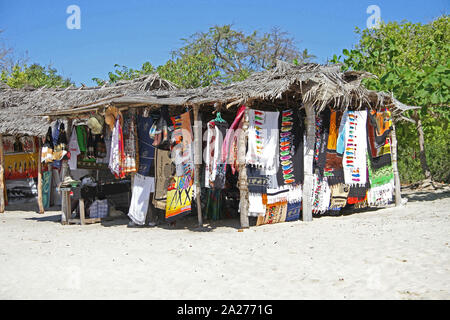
left=246, top=109, right=279, bottom=175
left=89, top=199, right=109, bottom=218
left=324, top=110, right=345, bottom=186
left=122, top=112, right=138, bottom=174
left=165, top=174, right=193, bottom=222
left=109, top=117, right=126, bottom=179
left=221, top=105, right=246, bottom=174
left=285, top=201, right=301, bottom=222
left=137, top=115, right=155, bottom=176
left=311, top=174, right=331, bottom=214
left=205, top=119, right=228, bottom=189
left=256, top=202, right=287, bottom=226
left=367, top=109, right=393, bottom=170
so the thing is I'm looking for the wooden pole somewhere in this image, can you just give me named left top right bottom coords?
left=37, top=137, right=44, bottom=214
left=192, top=105, right=203, bottom=227
left=0, top=134, right=5, bottom=213
left=301, top=102, right=315, bottom=222
left=391, top=123, right=402, bottom=206
left=238, top=108, right=250, bottom=228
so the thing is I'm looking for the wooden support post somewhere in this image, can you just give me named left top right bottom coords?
left=79, top=198, right=86, bottom=225
left=238, top=108, right=250, bottom=228
left=37, top=137, right=44, bottom=214
left=192, top=105, right=203, bottom=227
left=391, top=123, right=402, bottom=206
left=302, top=102, right=315, bottom=222
left=0, top=134, right=5, bottom=213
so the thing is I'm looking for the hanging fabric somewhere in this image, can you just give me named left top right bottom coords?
left=122, top=112, right=138, bottom=174
left=53, top=122, right=68, bottom=161
left=109, top=116, right=125, bottom=179
left=170, top=111, right=194, bottom=177
left=246, top=109, right=279, bottom=174
left=128, top=173, right=155, bottom=225
left=41, top=127, right=54, bottom=163
left=221, top=105, right=246, bottom=174
left=153, top=148, right=172, bottom=210
left=367, top=109, right=393, bottom=170
left=205, top=118, right=228, bottom=188
left=149, top=105, right=172, bottom=150
left=137, top=114, right=155, bottom=176
left=68, top=128, right=80, bottom=170
left=311, top=174, right=331, bottom=214
left=324, top=110, right=345, bottom=186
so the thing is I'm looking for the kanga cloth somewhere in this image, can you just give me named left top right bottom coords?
left=122, top=112, right=139, bottom=174
left=246, top=109, right=279, bottom=175
left=342, top=110, right=368, bottom=186
left=109, top=117, right=126, bottom=179
left=128, top=173, right=155, bottom=225
left=170, top=111, right=194, bottom=177
left=324, top=111, right=345, bottom=186
left=256, top=202, right=287, bottom=226
left=367, top=109, right=393, bottom=170
left=137, top=114, right=155, bottom=176
left=221, top=105, right=246, bottom=174
left=153, top=148, right=172, bottom=210
left=276, top=108, right=304, bottom=187
left=42, top=170, right=52, bottom=209
left=205, top=119, right=229, bottom=189
left=165, top=173, right=194, bottom=222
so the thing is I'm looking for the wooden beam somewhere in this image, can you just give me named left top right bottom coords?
left=391, top=123, right=402, bottom=206
left=0, top=134, right=5, bottom=213
left=301, top=102, right=315, bottom=222
left=192, top=105, right=203, bottom=227
left=238, top=108, right=250, bottom=228
left=37, top=137, right=44, bottom=214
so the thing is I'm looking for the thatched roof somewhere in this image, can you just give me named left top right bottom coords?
left=45, top=61, right=418, bottom=118
left=0, top=74, right=177, bottom=137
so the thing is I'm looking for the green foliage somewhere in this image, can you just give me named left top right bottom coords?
left=332, top=15, right=450, bottom=183
left=92, top=62, right=156, bottom=86
left=1, top=63, right=73, bottom=88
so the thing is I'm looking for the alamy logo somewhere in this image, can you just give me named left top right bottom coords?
left=66, top=5, right=81, bottom=30
left=366, top=5, right=381, bottom=29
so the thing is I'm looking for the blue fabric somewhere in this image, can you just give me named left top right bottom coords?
left=336, top=111, right=347, bottom=155
left=52, top=121, right=61, bottom=169
left=285, top=201, right=301, bottom=222
left=137, top=115, right=155, bottom=176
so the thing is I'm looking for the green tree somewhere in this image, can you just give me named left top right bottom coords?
left=1, top=63, right=73, bottom=88
left=331, top=15, right=450, bottom=183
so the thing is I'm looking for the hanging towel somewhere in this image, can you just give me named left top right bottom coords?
left=342, top=110, right=368, bottom=186
left=324, top=111, right=345, bottom=186
left=205, top=119, right=228, bottom=188
left=128, top=173, right=155, bottom=225
left=246, top=109, right=279, bottom=175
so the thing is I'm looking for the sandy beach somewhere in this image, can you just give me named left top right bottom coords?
left=0, top=189, right=449, bottom=300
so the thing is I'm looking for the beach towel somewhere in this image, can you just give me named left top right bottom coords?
left=165, top=174, right=193, bottom=222
left=324, top=110, right=345, bottom=186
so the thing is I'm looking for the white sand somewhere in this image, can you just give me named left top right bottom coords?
left=0, top=190, right=449, bottom=300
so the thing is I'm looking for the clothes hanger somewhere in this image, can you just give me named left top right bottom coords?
left=214, top=111, right=226, bottom=123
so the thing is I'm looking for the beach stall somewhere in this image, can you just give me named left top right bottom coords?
left=40, top=61, right=418, bottom=229
left=0, top=75, right=177, bottom=215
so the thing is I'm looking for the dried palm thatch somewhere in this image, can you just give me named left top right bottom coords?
left=0, top=74, right=177, bottom=137
left=46, top=61, right=418, bottom=117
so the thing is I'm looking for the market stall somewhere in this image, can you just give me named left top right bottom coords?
left=39, top=62, right=418, bottom=229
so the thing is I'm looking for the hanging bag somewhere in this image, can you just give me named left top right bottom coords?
left=149, top=105, right=172, bottom=150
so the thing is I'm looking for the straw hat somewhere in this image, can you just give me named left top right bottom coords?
left=87, top=113, right=104, bottom=135
left=104, top=106, right=120, bottom=131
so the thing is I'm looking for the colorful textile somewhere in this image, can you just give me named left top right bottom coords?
left=205, top=188, right=223, bottom=220
left=367, top=109, right=393, bottom=169
left=170, top=111, right=194, bottom=177
left=342, top=110, right=368, bottom=186
left=276, top=108, right=304, bottom=187
left=285, top=201, right=301, bottom=222
left=314, top=109, right=330, bottom=178
left=221, top=105, right=246, bottom=173
left=205, top=119, right=228, bottom=188
left=247, top=166, right=268, bottom=194
left=256, top=202, right=287, bottom=226
left=324, top=111, right=345, bottom=186
left=122, top=112, right=138, bottom=174
left=312, top=174, right=331, bottom=214
left=41, top=127, right=54, bottom=163
left=329, top=183, right=349, bottom=209
left=165, top=174, right=193, bottom=221
left=108, top=117, right=126, bottom=179
left=246, top=109, right=279, bottom=175
left=137, top=115, right=155, bottom=176
left=128, top=173, right=155, bottom=225
left=367, top=151, right=394, bottom=206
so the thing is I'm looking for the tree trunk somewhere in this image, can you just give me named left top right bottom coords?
left=413, top=111, right=432, bottom=181
left=0, top=134, right=5, bottom=213
left=192, top=105, right=203, bottom=227
left=301, top=102, right=315, bottom=222
left=390, top=123, right=402, bottom=206
left=238, top=108, right=250, bottom=228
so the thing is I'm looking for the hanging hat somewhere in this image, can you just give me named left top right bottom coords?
left=87, top=113, right=104, bottom=135
left=104, top=106, right=119, bottom=131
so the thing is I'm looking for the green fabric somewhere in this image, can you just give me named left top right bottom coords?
left=76, top=126, right=87, bottom=152
left=367, top=152, right=394, bottom=187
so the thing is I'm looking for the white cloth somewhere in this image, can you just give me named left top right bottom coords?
left=246, top=109, right=279, bottom=175
left=312, top=175, right=331, bottom=214
left=109, top=119, right=121, bottom=177
left=342, top=110, right=368, bottom=186
left=248, top=193, right=266, bottom=217
left=68, top=129, right=80, bottom=170
left=204, top=120, right=221, bottom=188
left=128, top=173, right=155, bottom=225
left=368, top=179, right=394, bottom=206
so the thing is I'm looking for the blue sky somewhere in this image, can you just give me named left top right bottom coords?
left=0, top=0, right=448, bottom=86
